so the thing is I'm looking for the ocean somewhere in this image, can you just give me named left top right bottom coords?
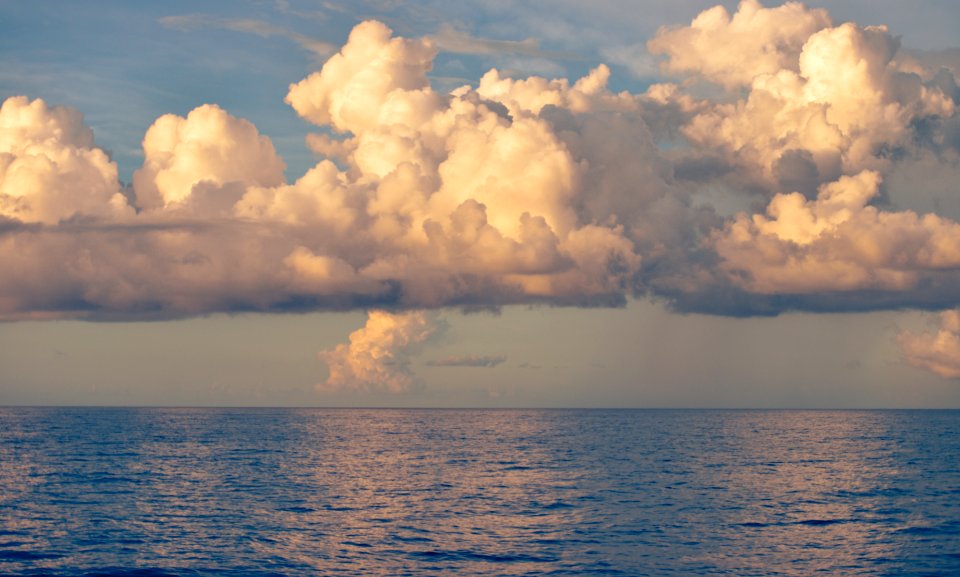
left=1, top=408, right=958, bottom=576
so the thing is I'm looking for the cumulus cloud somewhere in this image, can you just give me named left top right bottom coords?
left=426, top=355, right=506, bottom=368
left=0, top=20, right=645, bottom=321
left=635, top=0, right=960, bottom=315
left=277, top=19, right=646, bottom=308
left=672, top=20, right=954, bottom=187
left=318, top=310, right=443, bottom=393
left=898, top=311, right=960, bottom=378
left=2, top=4, right=960, bottom=334
left=714, top=171, right=960, bottom=294
left=649, top=0, right=831, bottom=89
left=0, top=96, right=132, bottom=224
left=133, top=104, right=286, bottom=212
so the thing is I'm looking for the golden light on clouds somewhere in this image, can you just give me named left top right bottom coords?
left=2, top=1, right=960, bottom=389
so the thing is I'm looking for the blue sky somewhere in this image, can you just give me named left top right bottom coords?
left=2, top=1, right=960, bottom=407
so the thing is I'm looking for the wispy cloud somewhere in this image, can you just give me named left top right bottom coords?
left=159, top=15, right=335, bottom=59
left=272, top=0, right=331, bottom=22
left=427, top=355, right=506, bottom=368
left=428, top=24, right=576, bottom=60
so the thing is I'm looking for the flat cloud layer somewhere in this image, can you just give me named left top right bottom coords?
left=3, top=2, right=960, bottom=380
left=426, top=355, right=506, bottom=368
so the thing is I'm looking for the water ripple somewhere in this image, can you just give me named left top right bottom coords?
left=1, top=408, right=959, bottom=575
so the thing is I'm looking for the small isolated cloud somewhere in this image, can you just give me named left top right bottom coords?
left=318, top=310, right=444, bottom=393
left=427, top=355, right=506, bottom=368
left=898, top=311, right=960, bottom=379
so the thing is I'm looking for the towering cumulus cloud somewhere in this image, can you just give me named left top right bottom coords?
left=3, top=1, right=960, bottom=385
left=319, top=310, right=442, bottom=393
left=246, top=19, right=647, bottom=309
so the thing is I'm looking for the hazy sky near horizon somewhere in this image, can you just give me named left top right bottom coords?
left=2, top=0, right=960, bottom=407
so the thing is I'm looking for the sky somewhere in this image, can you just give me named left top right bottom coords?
left=2, top=0, right=960, bottom=407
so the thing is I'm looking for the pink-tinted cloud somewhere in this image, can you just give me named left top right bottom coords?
left=714, top=171, right=960, bottom=294
left=649, top=0, right=831, bottom=89
left=0, top=97, right=132, bottom=224
left=0, top=4, right=958, bottom=328
left=899, top=311, right=960, bottom=378
left=318, top=310, right=443, bottom=393
left=134, top=103, right=285, bottom=212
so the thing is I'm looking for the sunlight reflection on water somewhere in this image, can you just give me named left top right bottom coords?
left=1, top=408, right=959, bottom=575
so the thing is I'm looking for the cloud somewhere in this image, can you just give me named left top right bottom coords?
left=318, top=310, right=444, bottom=393
left=599, top=43, right=660, bottom=79
left=898, top=311, right=960, bottom=378
left=648, top=0, right=831, bottom=89
left=428, top=24, right=541, bottom=57
left=713, top=171, right=960, bottom=294
left=1, top=6, right=960, bottom=325
left=159, top=15, right=335, bottom=59
left=133, top=103, right=286, bottom=213
left=281, top=19, right=644, bottom=307
left=0, top=96, right=132, bottom=224
left=426, top=355, right=506, bottom=367
left=638, top=0, right=960, bottom=314
left=665, top=18, right=955, bottom=188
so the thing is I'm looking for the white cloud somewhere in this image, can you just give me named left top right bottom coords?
left=899, top=311, right=960, bottom=378
left=318, top=310, right=443, bottom=392
left=133, top=104, right=286, bottom=212
left=1, top=6, right=959, bottom=326
left=674, top=21, right=953, bottom=185
left=0, top=96, right=132, bottom=224
left=714, top=171, right=960, bottom=294
left=649, top=0, right=831, bottom=89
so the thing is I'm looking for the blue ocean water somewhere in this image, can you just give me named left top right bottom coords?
left=1, top=409, right=959, bottom=576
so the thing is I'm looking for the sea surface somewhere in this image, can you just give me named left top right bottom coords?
left=1, top=408, right=959, bottom=576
